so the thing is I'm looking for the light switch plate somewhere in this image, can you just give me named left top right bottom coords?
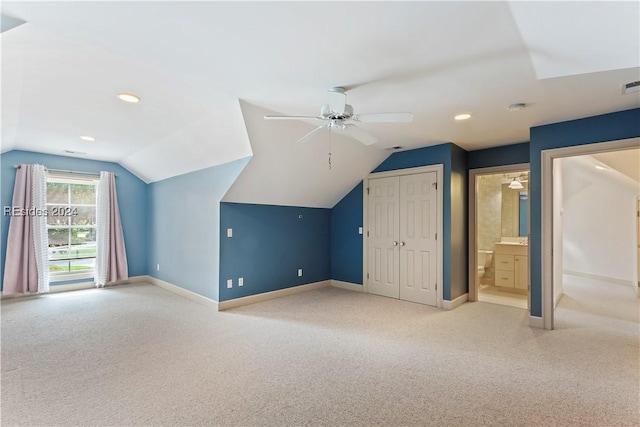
left=238, top=277, right=243, bottom=287
left=227, top=279, right=233, bottom=288
left=298, top=269, right=303, bottom=277
left=358, top=227, right=363, bottom=235
left=227, top=228, right=233, bottom=238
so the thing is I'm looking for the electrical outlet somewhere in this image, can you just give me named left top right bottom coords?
left=358, top=227, right=363, bottom=235
left=227, top=279, right=233, bottom=289
left=156, top=264, right=160, bottom=271
left=227, top=228, right=233, bottom=238
left=298, top=268, right=303, bottom=277
left=238, top=277, right=243, bottom=287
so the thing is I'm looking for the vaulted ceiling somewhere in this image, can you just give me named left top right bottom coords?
left=2, top=1, right=638, bottom=198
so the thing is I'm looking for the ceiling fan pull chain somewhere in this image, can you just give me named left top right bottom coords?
left=328, top=128, right=332, bottom=170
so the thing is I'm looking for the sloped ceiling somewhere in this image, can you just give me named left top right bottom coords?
left=562, top=152, right=639, bottom=197
left=592, top=147, right=640, bottom=184
left=1, top=1, right=639, bottom=203
left=223, top=102, right=389, bottom=208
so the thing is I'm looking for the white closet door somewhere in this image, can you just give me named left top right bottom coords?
left=399, top=173, right=438, bottom=306
left=368, top=176, right=400, bottom=299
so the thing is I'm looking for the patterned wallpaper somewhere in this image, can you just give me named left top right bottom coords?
left=477, top=174, right=503, bottom=252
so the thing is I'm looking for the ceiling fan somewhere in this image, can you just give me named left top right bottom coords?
left=264, top=87, right=413, bottom=146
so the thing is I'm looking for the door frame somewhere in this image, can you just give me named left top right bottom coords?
left=636, top=196, right=640, bottom=297
left=468, top=163, right=530, bottom=303
left=540, top=137, right=639, bottom=330
left=363, top=165, right=444, bottom=308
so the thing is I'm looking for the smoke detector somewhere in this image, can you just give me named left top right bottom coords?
left=621, top=81, right=640, bottom=95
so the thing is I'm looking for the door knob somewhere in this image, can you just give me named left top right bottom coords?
left=400, top=241, right=405, bottom=246
left=393, top=241, right=398, bottom=246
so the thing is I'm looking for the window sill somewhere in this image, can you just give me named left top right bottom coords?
left=50, top=271, right=95, bottom=283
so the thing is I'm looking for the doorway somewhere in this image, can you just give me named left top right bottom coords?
left=363, top=165, right=443, bottom=307
left=637, top=197, right=640, bottom=295
left=469, top=164, right=530, bottom=310
left=541, top=137, right=640, bottom=330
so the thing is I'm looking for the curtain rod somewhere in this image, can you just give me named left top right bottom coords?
left=13, top=165, right=117, bottom=177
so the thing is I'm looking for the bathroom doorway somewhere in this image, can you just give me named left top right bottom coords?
left=469, top=164, right=530, bottom=310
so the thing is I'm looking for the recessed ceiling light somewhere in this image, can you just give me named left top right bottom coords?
left=79, top=135, right=95, bottom=142
left=117, top=93, right=140, bottom=103
left=594, top=164, right=608, bottom=170
left=508, top=103, right=526, bottom=112
left=454, top=113, right=471, bottom=121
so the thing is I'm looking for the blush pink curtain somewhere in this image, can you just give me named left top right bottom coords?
left=3, top=164, right=48, bottom=294
left=95, top=172, right=128, bottom=286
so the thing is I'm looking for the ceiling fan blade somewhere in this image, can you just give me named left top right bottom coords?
left=326, top=87, right=347, bottom=114
left=352, top=112, right=413, bottom=123
left=264, top=115, right=324, bottom=121
left=297, top=125, right=326, bottom=144
left=333, top=124, right=378, bottom=146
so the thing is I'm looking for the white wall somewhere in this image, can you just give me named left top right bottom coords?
left=562, top=156, right=639, bottom=284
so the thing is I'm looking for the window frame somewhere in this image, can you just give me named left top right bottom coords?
left=46, top=173, right=100, bottom=282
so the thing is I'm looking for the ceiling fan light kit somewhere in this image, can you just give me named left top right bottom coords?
left=264, top=87, right=413, bottom=146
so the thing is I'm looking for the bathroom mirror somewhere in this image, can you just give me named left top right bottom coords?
left=501, top=183, right=528, bottom=238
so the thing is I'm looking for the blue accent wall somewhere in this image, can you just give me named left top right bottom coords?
left=528, top=108, right=640, bottom=317
left=373, top=144, right=458, bottom=300
left=147, top=158, right=249, bottom=301
left=331, top=182, right=363, bottom=284
left=467, top=142, right=530, bottom=169
left=0, top=150, right=148, bottom=289
left=331, top=142, right=468, bottom=301
left=219, top=202, right=331, bottom=301
left=449, top=143, right=468, bottom=300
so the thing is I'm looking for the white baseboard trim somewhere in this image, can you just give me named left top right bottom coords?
left=49, top=281, right=95, bottom=293
left=554, top=290, right=564, bottom=308
left=529, top=316, right=544, bottom=329
left=563, top=270, right=633, bottom=287
left=51, top=275, right=149, bottom=292
left=442, top=293, right=468, bottom=310
left=330, top=280, right=363, bottom=292
left=1, top=275, right=147, bottom=300
left=218, top=280, right=331, bottom=311
left=145, top=276, right=219, bottom=310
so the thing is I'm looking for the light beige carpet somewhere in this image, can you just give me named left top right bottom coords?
left=1, top=276, right=638, bottom=426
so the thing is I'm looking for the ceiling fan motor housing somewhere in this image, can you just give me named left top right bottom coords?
left=321, top=103, right=354, bottom=120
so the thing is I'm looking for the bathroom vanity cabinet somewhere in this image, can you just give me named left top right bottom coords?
left=494, top=243, right=528, bottom=290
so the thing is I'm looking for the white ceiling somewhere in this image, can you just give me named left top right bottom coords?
left=223, top=101, right=390, bottom=208
left=592, top=148, right=640, bottom=184
left=562, top=151, right=640, bottom=197
left=1, top=1, right=639, bottom=190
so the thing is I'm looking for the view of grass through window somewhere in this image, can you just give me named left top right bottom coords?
left=47, top=179, right=97, bottom=274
